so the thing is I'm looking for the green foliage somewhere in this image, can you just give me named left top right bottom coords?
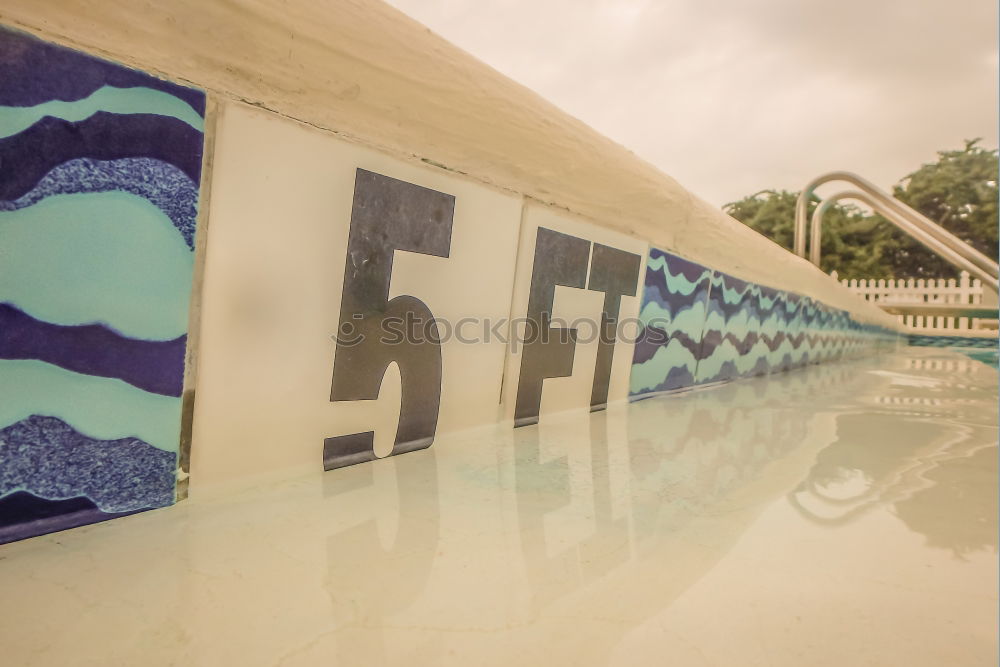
left=724, top=140, right=999, bottom=279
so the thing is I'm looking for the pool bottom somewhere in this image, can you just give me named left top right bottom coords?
left=0, top=346, right=995, bottom=666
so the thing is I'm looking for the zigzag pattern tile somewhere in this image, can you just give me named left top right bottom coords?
left=631, top=248, right=899, bottom=399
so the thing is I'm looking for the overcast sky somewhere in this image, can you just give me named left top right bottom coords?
left=385, top=0, right=998, bottom=207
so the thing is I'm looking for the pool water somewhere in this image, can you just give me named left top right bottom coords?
left=0, top=346, right=995, bottom=666
left=954, top=347, right=999, bottom=367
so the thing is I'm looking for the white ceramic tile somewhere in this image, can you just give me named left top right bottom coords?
left=501, top=204, right=647, bottom=425
left=190, top=102, right=522, bottom=489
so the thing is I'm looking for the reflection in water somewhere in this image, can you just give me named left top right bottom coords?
left=0, top=350, right=994, bottom=665
left=894, top=446, right=997, bottom=556
left=324, top=449, right=441, bottom=662
left=513, top=412, right=629, bottom=609
left=314, top=349, right=996, bottom=664
left=789, top=354, right=998, bottom=556
left=505, top=360, right=895, bottom=663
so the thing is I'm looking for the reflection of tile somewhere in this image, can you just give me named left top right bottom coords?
left=629, top=249, right=711, bottom=397
left=695, top=272, right=760, bottom=384
left=0, top=27, right=206, bottom=544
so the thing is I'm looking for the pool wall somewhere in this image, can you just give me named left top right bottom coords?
left=0, top=4, right=902, bottom=543
left=907, top=334, right=998, bottom=349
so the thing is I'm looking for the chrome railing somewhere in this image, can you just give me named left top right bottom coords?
left=794, top=172, right=999, bottom=293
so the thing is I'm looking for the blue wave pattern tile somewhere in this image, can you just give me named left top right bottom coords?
left=765, top=288, right=801, bottom=373
left=629, top=250, right=712, bottom=396
left=696, top=272, right=761, bottom=383
left=0, top=157, right=200, bottom=249
left=630, top=247, right=900, bottom=397
left=781, top=293, right=809, bottom=370
left=0, top=26, right=205, bottom=543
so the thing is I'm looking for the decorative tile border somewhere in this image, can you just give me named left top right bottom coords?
left=907, top=334, right=998, bottom=349
left=0, top=27, right=206, bottom=543
left=630, top=249, right=899, bottom=399
left=630, top=250, right=711, bottom=394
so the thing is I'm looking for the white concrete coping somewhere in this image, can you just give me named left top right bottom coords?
left=0, top=0, right=902, bottom=329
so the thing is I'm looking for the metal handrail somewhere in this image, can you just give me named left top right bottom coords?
left=808, top=189, right=998, bottom=291
left=794, top=171, right=999, bottom=287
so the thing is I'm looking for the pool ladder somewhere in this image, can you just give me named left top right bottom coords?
left=793, top=171, right=999, bottom=297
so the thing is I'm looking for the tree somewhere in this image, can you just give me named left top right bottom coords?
left=889, top=139, right=998, bottom=277
left=723, top=189, right=900, bottom=279
left=724, top=140, right=999, bottom=279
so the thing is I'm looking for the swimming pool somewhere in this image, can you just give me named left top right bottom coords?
left=954, top=347, right=1000, bottom=367
left=0, top=344, right=994, bottom=665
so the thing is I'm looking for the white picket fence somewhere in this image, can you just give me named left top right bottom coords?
left=831, top=270, right=995, bottom=333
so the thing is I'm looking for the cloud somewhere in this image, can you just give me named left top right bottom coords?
left=385, top=0, right=998, bottom=205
